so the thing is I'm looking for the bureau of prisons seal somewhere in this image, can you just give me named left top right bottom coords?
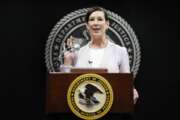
left=67, top=73, right=113, bottom=120
left=45, top=8, right=141, bottom=78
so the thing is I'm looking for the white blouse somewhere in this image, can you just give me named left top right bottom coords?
left=89, top=48, right=105, bottom=68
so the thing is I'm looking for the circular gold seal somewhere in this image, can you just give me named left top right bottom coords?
left=67, top=73, right=113, bottom=120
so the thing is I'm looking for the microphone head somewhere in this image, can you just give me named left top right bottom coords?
left=88, top=60, right=93, bottom=64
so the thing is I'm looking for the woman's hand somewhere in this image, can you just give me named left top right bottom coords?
left=133, top=88, right=139, bottom=104
left=64, top=51, right=76, bottom=66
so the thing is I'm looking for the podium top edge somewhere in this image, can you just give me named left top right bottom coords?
left=48, top=72, right=132, bottom=75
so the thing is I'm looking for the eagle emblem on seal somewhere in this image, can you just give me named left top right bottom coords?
left=78, top=84, right=103, bottom=107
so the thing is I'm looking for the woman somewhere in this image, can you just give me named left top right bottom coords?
left=63, top=6, right=139, bottom=103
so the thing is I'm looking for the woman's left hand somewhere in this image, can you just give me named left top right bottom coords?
left=133, top=88, right=139, bottom=104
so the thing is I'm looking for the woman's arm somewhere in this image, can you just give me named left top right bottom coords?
left=119, top=47, right=139, bottom=104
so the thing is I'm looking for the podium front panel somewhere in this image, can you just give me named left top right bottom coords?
left=46, top=73, right=134, bottom=113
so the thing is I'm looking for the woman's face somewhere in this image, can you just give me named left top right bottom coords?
left=86, top=11, right=109, bottom=38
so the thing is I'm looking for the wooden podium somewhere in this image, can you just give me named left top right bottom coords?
left=46, top=72, right=134, bottom=114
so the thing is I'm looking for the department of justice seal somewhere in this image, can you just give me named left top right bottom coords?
left=45, top=8, right=141, bottom=78
left=67, top=73, right=113, bottom=120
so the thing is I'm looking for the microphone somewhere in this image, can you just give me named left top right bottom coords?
left=88, top=60, right=93, bottom=64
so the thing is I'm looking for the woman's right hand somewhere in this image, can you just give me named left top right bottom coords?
left=63, top=51, right=76, bottom=66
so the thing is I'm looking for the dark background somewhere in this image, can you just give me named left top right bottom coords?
left=0, top=0, right=173, bottom=120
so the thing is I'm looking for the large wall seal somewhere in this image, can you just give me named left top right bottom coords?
left=45, top=8, right=141, bottom=78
